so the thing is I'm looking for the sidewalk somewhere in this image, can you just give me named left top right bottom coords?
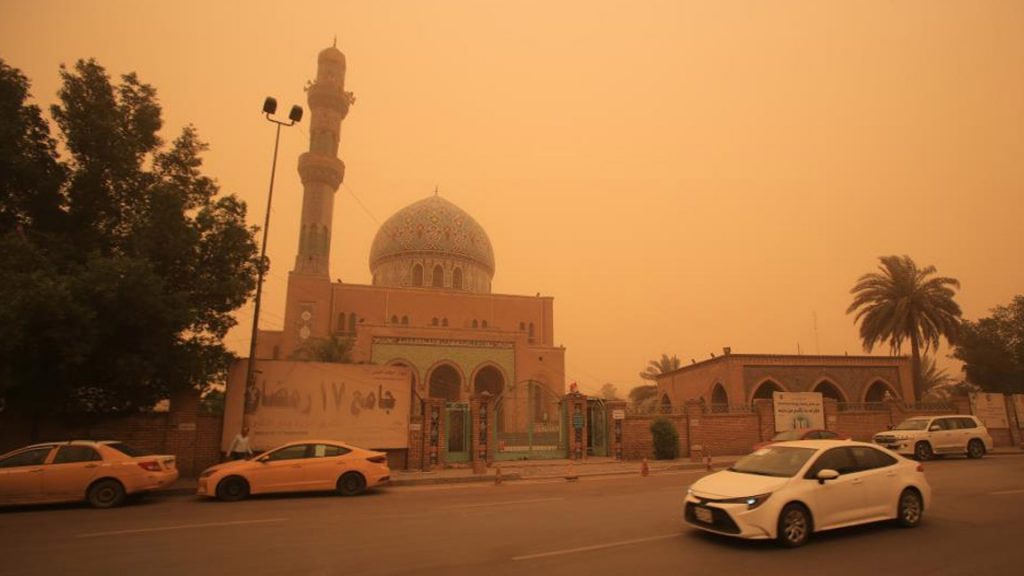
left=158, top=446, right=1024, bottom=497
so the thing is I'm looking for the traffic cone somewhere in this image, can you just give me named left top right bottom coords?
left=641, top=457, right=649, bottom=477
left=494, top=464, right=503, bottom=485
left=566, top=461, right=579, bottom=482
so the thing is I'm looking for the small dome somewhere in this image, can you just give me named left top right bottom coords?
left=369, top=195, right=495, bottom=275
left=318, top=45, right=346, bottom=66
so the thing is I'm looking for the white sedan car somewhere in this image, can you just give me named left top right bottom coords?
left=684, top=440, right=931, bottom=547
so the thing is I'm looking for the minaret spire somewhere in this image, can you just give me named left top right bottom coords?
left=294, top=44, right=351, bottom=276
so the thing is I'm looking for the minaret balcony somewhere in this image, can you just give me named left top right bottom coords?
left=298, top=153, right=345, bottom=189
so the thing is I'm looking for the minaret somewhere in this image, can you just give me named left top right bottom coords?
left=294, top=43, right=351, bottom=276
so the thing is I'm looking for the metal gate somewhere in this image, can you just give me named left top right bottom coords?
left=587, top=399, right=608, bottom=456
left=493, top=380, right=567, bottom=460
left=445, top=402, right=471, bottom=463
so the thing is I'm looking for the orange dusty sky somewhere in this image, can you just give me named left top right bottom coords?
left=2, top=1, right=1022, bottom=394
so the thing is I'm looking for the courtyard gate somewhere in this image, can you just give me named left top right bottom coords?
left=445, top=402, right=471, bottom=463
left=493, top=380, right=567, bottom=460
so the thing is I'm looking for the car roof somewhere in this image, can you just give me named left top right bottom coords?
left=770, top=439, right=868, bottom=450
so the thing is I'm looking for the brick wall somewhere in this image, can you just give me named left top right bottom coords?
left=691, top=411, right=761, bottom=456
left=621, top=414, right=688, bottom=460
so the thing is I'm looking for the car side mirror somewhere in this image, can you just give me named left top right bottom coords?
left=256, top=456, right=269, bottom=463
left=816, top=469, right=840, bottom=485
left=929, top=425, right=941, bottom=432
left=887, top=424, right=894, bottom=430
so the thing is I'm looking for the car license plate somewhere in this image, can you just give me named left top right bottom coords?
left=695, top=505, right=713, bottom=524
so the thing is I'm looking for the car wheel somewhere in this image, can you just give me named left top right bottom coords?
left=87, top=479, right=126, bottom=509
left=216, top=476, right=250, bottom=502
left=897, top=489, right=923, bottom=528
left=337, top=472, right=367, bottom=497
left=914, top=442, right=933, bottom=461
left=776, top=504, right=811, bottom=548
left=967, top=439, right=985, bottom=459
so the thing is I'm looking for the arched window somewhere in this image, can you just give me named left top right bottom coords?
left=519, top=322, right=525, bottom=331
left=431, top=317, right=439, bottom=326
left=711, top=383, right=728, bottom=413
left=528, top=322, right=535, bottom=337
left=337, top=313, right=346, bottom=332
left=453, top=267, right=463, bottom=290
left=813, top=380, right=846, bottom=402
left=865, top=380, right=898, bottom=403
left=412, top=264, right=423, bottom=286
left=751, top=379, right=783, bottom=403
left=428, top=364, right=462, bottom=402
left=472, top=320, right=479, bottom=328
left=481, top=320, right=488, bottom=328
left=660, top=394, right=672, bottom=414
left=441, top=318, right=448, bottom=327
left=390, top=315, right=398, bottom=324
left=401, top=315, right=409, bottom=325
left=348, top=315, right=356, bottom=333
left=432, top=265, right=444, bottom=288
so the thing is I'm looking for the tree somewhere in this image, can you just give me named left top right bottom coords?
left=199, top=388, right=225, bottom=415
left=627, top=384, right=658, bottom=414
left=650, top=418, right=679, bottom=460
left=290, top=335, right=354, bottom=363
left=0, top=59, right=260, bottom=424
left=640, top=353, right=682, bottom=381
left=598, top=383, right=619, bottom=401
left=847, top=255, right=962, bottom=401
left=952, top=296, right=1024, bottom=395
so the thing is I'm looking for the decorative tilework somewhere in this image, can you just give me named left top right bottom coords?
left=369, top=195, right=495, bottom=273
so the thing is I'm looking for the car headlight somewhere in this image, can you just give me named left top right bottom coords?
left=718, top=493, right=772, bottom=510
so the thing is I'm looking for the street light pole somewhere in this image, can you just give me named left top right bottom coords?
left=243, top=97, right=303, bottom=424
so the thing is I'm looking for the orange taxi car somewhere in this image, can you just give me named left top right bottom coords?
left=197, top=439, right=390, bottom=501
left=0, top=440, right=179, bottom=508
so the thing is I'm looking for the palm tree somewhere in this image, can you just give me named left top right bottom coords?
left=639, top=353, right=682, bottom=381
left=847, top=255, right=962, bottom=400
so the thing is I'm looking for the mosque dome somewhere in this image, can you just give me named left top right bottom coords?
left=369, top=195, right=495, bottom=292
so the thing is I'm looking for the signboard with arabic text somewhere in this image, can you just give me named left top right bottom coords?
left=773, top=391, right=825, bottom=432
left=224, top=360, right=412, bottom=451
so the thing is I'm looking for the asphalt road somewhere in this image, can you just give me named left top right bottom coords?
left=2, top=455, right=1023, bottom=576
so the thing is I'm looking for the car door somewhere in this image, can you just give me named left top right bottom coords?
left=247, top=444, right=312, bottom=493
left=804, top=447, right=866, bottom=529
left=930, top=418, right=958, bottom=453
left=849, top=445, right=901, bottom=520
left=43, top=445, right=104, bottom=502
left=304, top=444, right=353, bottom=490
left=0, top=447, right=54, bottom=504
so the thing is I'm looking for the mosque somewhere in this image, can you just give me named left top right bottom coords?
left=231, top=44, right=570, bottom=465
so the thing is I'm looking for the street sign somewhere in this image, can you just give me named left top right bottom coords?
left=612, top=409, right=625, bottom=420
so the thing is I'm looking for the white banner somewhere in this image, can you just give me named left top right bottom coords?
left=970, top=392, right=1009, bottom=429
left=224, top=360, right=412, bottom=451
left=773, top=391, right=825, bottom=432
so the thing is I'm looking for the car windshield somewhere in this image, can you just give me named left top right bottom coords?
left=771, top=429, right=805, bottom=442
left=104, top=442, right=146, bottom=457
left=729, top=446, right=818, bottom=478
left=893, top=419, right=930, bottom=431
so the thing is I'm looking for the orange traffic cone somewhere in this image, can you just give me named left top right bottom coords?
left=566, top=461, right=579, bottom=482
left=495, top=464, right=503, bottom=485
left=641, top=457, right=650, bottom=477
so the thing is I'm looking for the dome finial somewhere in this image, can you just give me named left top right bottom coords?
left=333, top=35, right=337, bottom=48
left=434, top=185, right=439, bottom=197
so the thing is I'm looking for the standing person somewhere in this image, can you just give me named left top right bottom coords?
left=226, top=426, right=254, bottom=460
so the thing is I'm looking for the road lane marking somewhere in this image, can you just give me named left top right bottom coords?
left=991, top=489, right=1024, bottom=495
left=76, top=518, right=288, bottom=538
left=513, top=533, right=679, bottom=561
left=447, top=497, right=564, bottom=509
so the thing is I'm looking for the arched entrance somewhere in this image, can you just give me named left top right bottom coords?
left=710, top=383, right=729, bottom=413
left=660, top=394, right=672, bottom=414
left=751, top=379, right=783, bottom=404
left=494, top=380, right=567, bottom=460
left=864, top=380, right=899, bottom=403
left=428, top=364, right=461, bottom=402
left=473, top=365, right=505, bottom=398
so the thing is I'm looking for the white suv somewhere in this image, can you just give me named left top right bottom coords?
left=873, top=415, right=993, bottom=461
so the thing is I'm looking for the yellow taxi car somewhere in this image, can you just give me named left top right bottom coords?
left=197, top=439, right=390, bottom=501
left=0, top=440, right=179, bottom=508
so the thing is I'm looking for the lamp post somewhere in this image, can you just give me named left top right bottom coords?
left=243, top=97, right=303, bottom=423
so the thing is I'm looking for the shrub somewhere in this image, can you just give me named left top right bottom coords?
left=650, top=417, right=679, bottom=460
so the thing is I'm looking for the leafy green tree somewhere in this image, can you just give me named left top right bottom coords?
left=650, top=417, right=679, bottom=460
left=290, top=335, right=354, bottom=363
left=200, top=389, right=226, bottom=415
left=640, top=353, right=682, bottom=381
left=599, top=383, right=619, bottom=400
left=627, top=384, right=657, bottom=414
left=0, top=59, right=260, bottom=425
left=847, top=255, right=962, bottom=400
left=952, top=296, right=1024, bottom=394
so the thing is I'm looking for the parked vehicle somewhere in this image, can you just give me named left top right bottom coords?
left=0, top=440, right=178, bottom=508
left=752, top=428, right=846, bottom=451
left=684, top=440, right=931, bottom=547
left=872, top=415, right=992, bottom=460
left=197, top=439, right=390, bottom=502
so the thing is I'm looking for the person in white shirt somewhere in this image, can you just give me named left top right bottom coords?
left=226, top=426, right=254, bottom=460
